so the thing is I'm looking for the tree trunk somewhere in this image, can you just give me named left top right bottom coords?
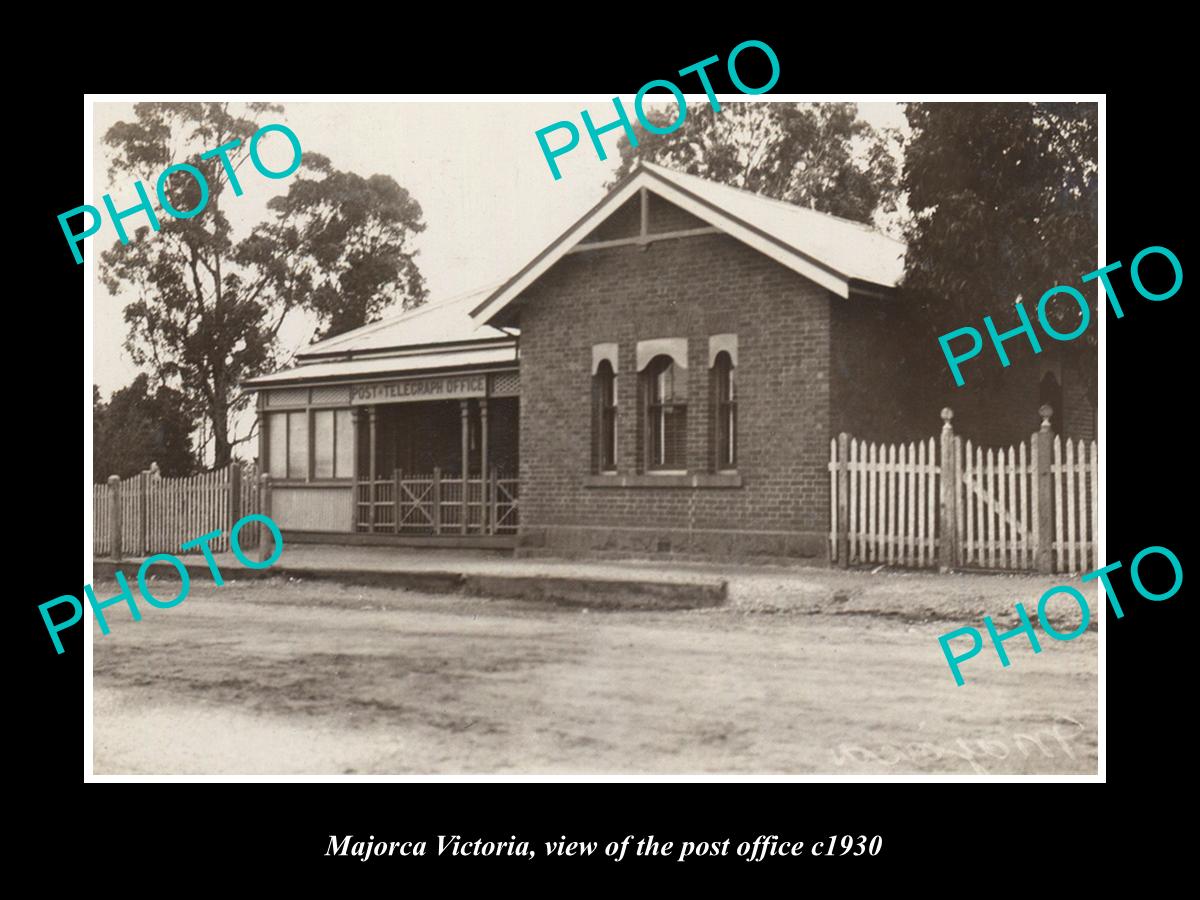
left=210, top=398, right=232, bottom=468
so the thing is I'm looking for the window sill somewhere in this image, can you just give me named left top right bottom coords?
left=584, top=472, right=742, bottom=489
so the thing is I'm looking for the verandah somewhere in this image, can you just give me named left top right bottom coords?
left=354, top=397, right=519, bottom=535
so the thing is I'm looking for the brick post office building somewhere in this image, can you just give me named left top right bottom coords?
left=245, top=162, right=1095, bottom=562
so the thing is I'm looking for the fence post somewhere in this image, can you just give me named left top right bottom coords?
left=939, top=409, right=957, bottom=572
left=138, top=469, right=150, bottom=556
left=108, top=475, right=122, bottom=561
left=257, top=473, right=273, bottom=563
left=432, top=466, right=442, bottom=535
left=229, top=463, right=242, bottom=539
left=836, top=432, right=849, bottom=567
left=1035, top=405, right=1054, bottom=574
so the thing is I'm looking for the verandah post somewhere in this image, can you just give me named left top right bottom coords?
left=350, top=408, right=361, bottom=532
left=257, top=473, right=273, bottom=563
left=1035, top=404, right=1054, bottom=574
left=480, top=399, right=489, bottom=534
left=367, top=406, right=377, bottom=533
left=939, top=408, right=957, bottom=572
left=108, top=475, right=122, bottom=561
left=836, top=432, right=849, bottom=568
left=460, top=400, right=470, bottom=535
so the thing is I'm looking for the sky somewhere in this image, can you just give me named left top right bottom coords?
left=92, top=101, right=621, bottom=396
left=90, top=99, right=908, bottom=456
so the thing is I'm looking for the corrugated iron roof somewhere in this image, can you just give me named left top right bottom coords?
left=470, top=161, right=907, bottom=325
left=243, top=345, right=517, bottom=388
left=298, top=284, right=510, bottom=359
left=642, top=163, right=906, bottom=288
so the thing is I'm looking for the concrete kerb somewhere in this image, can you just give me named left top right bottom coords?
left=90, top=559, right=728, bottom=611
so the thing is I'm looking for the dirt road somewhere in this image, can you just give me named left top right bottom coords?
left=92, top=575, right=1098, bottom=775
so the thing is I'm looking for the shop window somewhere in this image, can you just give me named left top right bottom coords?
left=644, top=355, right=687, bottom=470
left=334, top=409, right=353, bottom=478
left=267, top=410, right=309, bottom=479
left=313, top=409, right=355, bottom=479
left=287, top=411, right=308, bottom=479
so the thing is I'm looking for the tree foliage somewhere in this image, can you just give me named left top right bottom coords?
left=608, top=102, right=900, bottom=225
left=900, top=102, right=1099, bottom=414
left=100, top=103, right=427, bottom=467
left=901, top=102, right=1098, bottom=338
left=93, top=375, right=196, bottom=481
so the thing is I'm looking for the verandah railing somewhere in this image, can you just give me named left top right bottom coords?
left=356, top=468, right=519, bottom=535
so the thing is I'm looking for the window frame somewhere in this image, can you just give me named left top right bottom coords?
left=266, top=405, right=355, bottom=483
left=643, top=355, right=688, bottom=473
left=593, top=360, right=618, bottom=473
left=713, top=351, right=737, bottom=472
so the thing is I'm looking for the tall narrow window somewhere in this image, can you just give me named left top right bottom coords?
left=594, top=360, right=617, bottom=472
left=334, top=409, right=354, bottom=478
left=267, top=412, right=287, bottom=479
left=287, top=410, right=308, bottom=479
left=266, top=410, right=310, bottom=479
left=645, top=355, right=687, bottom=470
left=314, top=410, right=335, bottom=478
left=713, top=352, right=737, bottom=470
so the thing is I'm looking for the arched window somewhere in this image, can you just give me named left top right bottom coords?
left=644, top=355, right=687, bottom=470
left=713, top=351, right=736, bottom=470
left=593, top=359, right=617, bottom=472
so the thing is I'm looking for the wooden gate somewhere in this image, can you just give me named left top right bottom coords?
left=830, top=408, right=1098, bottom=574
left=955, top=439, right=1037, bottom=570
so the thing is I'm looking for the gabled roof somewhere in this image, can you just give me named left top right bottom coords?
left=470, top=161, right=906, bottom=326
left=243, top=285, right=517, bottom=390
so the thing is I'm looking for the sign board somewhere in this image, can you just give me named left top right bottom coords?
left=348, top=374, right=487, bottom=405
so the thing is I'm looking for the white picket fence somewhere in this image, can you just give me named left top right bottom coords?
left=830, top=416, right=1098, bottom=574
left=832, top=437, right=940, bottom=568
left=93, top=462, right=260, bottom=558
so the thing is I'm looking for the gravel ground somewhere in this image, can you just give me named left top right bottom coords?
left=91, top=571, right=1098, bottom=775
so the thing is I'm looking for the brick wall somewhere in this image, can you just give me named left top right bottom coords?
left=515, top=230, right=835, bottom=560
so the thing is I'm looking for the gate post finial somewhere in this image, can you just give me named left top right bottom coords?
left=1039, top=404, right=1053, bottom=431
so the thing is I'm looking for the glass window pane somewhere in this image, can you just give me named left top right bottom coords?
left=267, top=413, right=287, bottom=479
left=335, top=409, right=354, bottom=478
left=288, top=411, right=308, bottom=479
left=313, top=410, right=334, bottom=478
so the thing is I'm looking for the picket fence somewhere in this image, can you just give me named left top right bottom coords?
left=93, top=463, right=261, bottom=559
left=829, top=410, right=1098, bottom=574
